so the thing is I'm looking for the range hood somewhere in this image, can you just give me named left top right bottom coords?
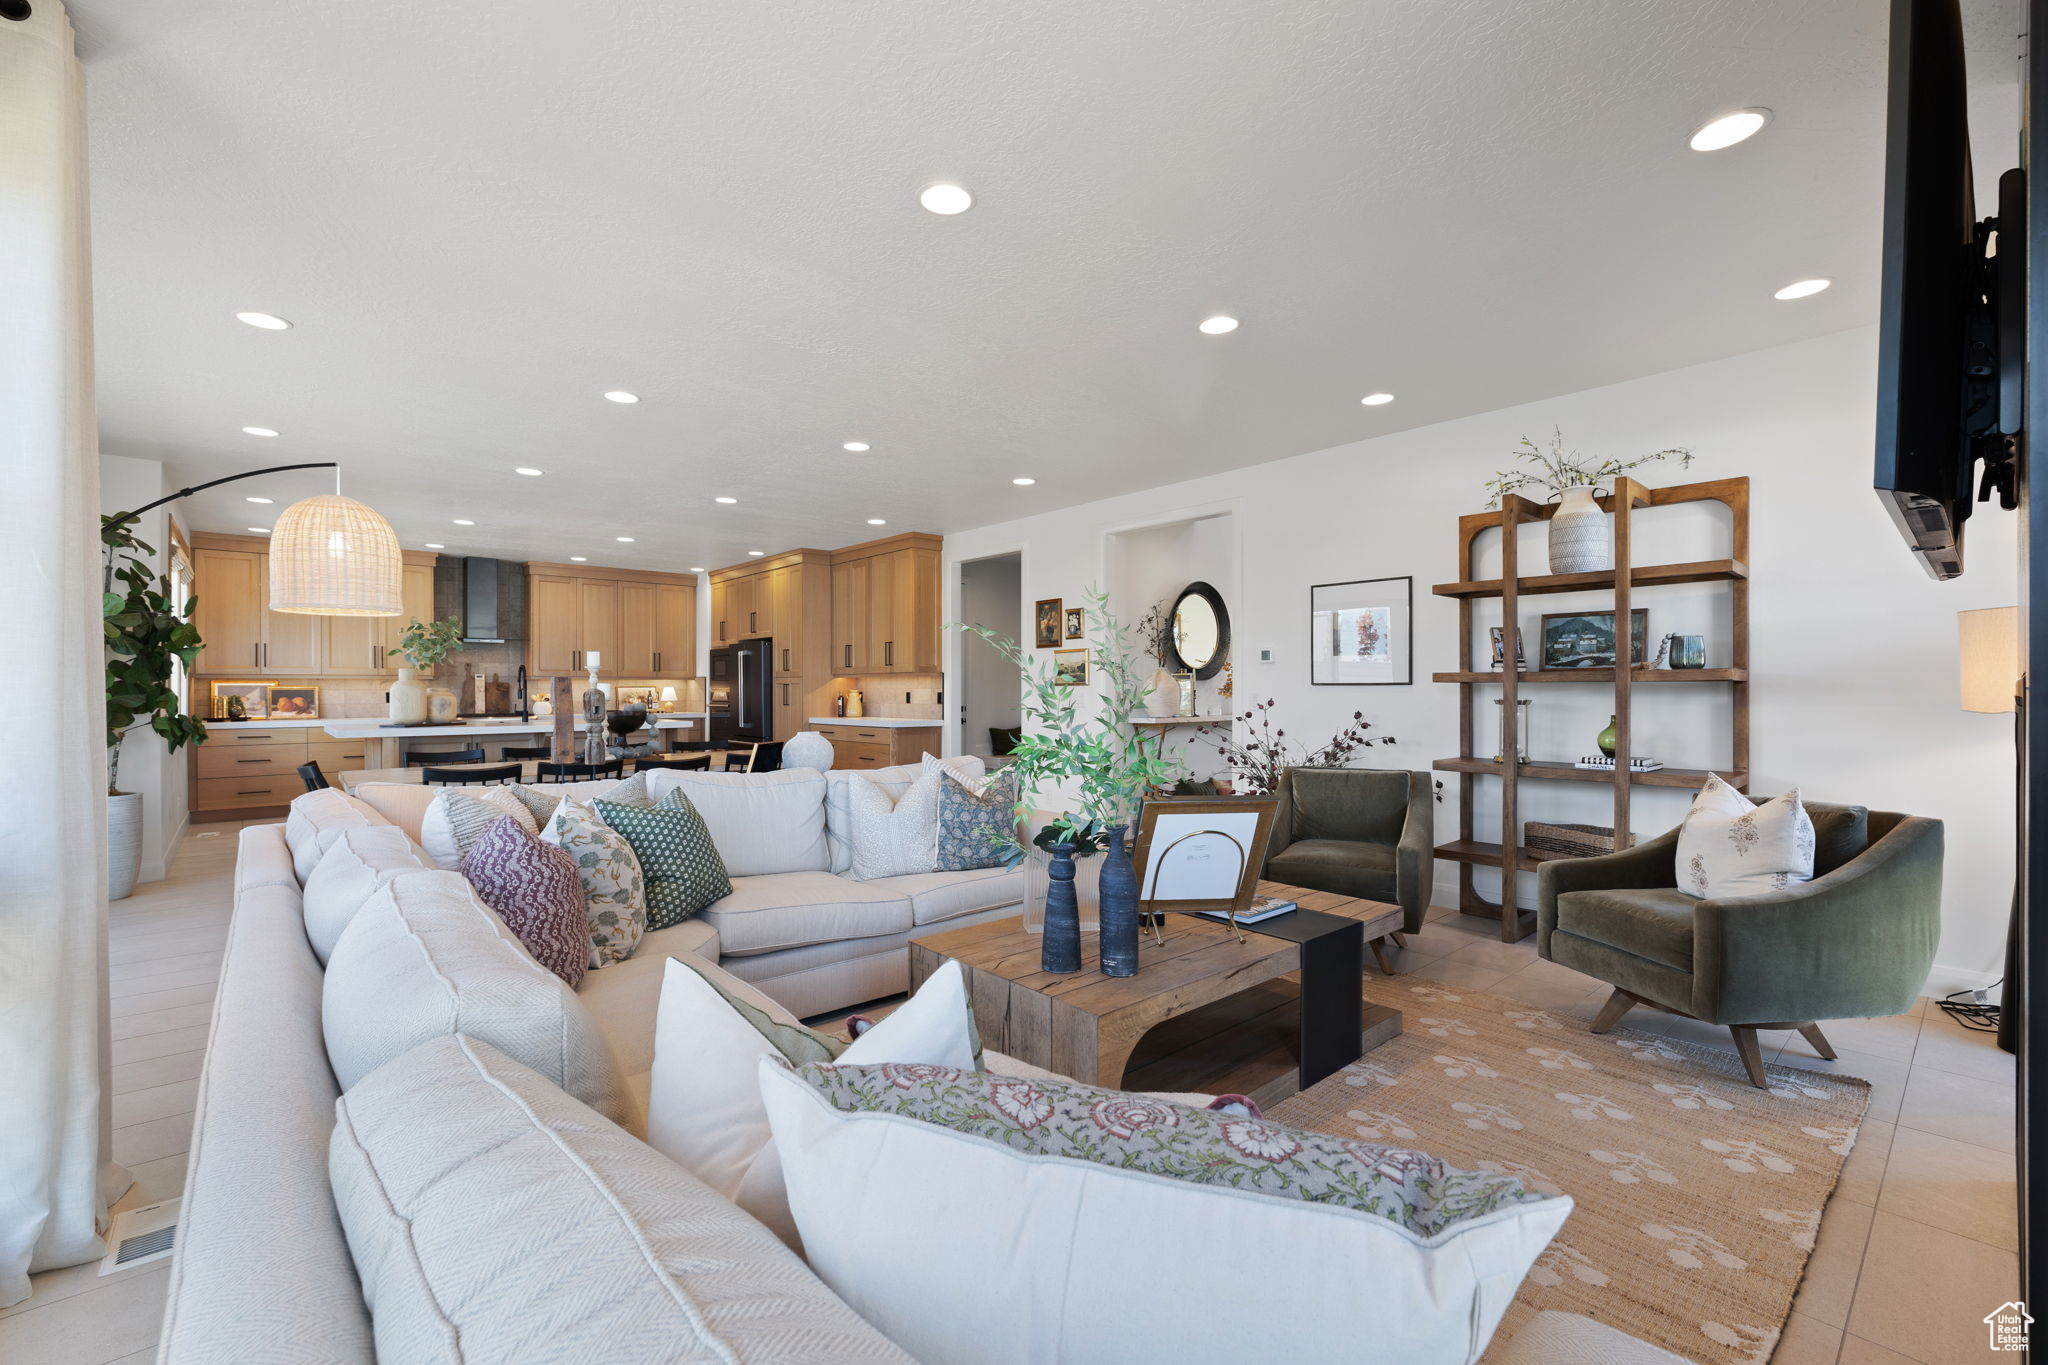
left=462, top=557, right=511, bottom=642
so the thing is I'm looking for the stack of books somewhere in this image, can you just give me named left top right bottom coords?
left=1573, top=755, right=1665, bottom=772
left=1196, top=895, right=1297, bottom=925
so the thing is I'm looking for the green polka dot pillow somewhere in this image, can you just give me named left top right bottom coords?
left=593, top=791, right=732, bottom=930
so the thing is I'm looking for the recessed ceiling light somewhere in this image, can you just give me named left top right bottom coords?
left=748, top=550, right=766, bottom=557
left=570, top=556, right=588, bottom=562
left=616, top=536, right=635, bottom=543
left=247, top=526, right=271, bottom=534
left=235, top=311, right=292, bottom=330
left=604, top=390, right=639, bottom=404
left=1198, top=315, right=1239, bottom=335
left=919, top=183, right=974, bottom=215
left=514, top=466, right=543, bottom=476
left=452, top=519, right=476, bottom=526
left=1360, top=392, right=1395, bottom=406
left=689, top=566, right=705, bottom=573
left=244, top=496, right=273, bottom=504
left=715, top=496, right=738, bottom=504
left=425, top=543, right=445, bottom=549
left=867, top=518, right=887, bottom=525
left=241, top=426, right=279, bottom=437
left=1773, top=277, right=1831, bottom=300
left=843, top=442, right=870, bottom=452
left=1689, top=108, right=1772, bottom=152
left=1012, top=477, right=1036, bottom=486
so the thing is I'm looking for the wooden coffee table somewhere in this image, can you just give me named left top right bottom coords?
left=909, top=880, right=1403, bottom=1109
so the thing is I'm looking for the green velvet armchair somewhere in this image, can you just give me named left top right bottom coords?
left=1262, top=767, right=1434, bottom=969
left=1535, top=801, right=1943, bottom=1087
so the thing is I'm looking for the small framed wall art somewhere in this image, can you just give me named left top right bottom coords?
left=1540, top=609, right=1649, bottom=669
left=1308, top=577, right=1412, bottom=685
left=1034, top=598, right=1063, bottom=648
left=1052, top=649, right=1089, bottom=686
left=1490, top=626, right=1526, bottom=670
left=1064, top=606, right=1085, bottom=640
left=209, top=680, right=270, bottom=720
left=265, top=684, right=321, bottom=719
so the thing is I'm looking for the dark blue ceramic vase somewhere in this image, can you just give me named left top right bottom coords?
left=1097, top=824, right=1140, bottom=977
left=1041, top=842, right=1082, bottom=974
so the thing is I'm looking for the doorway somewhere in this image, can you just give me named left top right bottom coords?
left=957, top=552, right=1023, bottom=760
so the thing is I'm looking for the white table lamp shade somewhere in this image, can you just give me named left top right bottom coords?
left=267, top=493, right=403, bottom=616
left=1959, top=605, right=2021, bottom=713
left=660, top=686, right=679, bottom=702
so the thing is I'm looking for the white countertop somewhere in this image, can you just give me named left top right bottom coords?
left=319, top=713, right=707, bottom=740
left=204, top=718, right=334, bottom=729
left=807, top=716, right=943, bottom=729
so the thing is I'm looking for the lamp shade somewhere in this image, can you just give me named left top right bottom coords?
left=267, top=493, right=403, bottom=616
left=1959, top=606, right=2020, bottom=713
left=659, top=686, right=678, bottom=702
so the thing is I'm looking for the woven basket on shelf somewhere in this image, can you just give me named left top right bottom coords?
left=1523, top=821, right=1635, bottom=859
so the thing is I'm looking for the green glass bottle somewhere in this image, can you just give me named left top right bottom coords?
left=1597, top=715, right=1618, bottom=758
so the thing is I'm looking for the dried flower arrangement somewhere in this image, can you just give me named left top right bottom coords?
left=1482, top=427, right=1693, bottom=509
left=1193, top=700, right=1399, bottom=796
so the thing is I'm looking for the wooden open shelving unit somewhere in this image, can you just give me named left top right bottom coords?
left=1435, top=475, right=1750, bottom=941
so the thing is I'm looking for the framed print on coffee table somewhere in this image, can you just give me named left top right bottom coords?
left=1309, top=577, right=1411, bottom=685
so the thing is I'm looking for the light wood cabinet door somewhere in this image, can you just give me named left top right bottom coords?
left=530, top=574, right=581, bottom=675
left=774, top=676, right=805, bottom=743
left=711, top=578, right=732, bottom=645
left=321, top=613, right=391, bottom=676
left=736, top=575, right=763, bottom=640
left=578, top=578, right=620, bottom=675
left=903, top=546, right=941, bottom=673
left=831, top=557, right=869, bottom=675
left=771, top=566, right=802, bottom=676
left=257, top=556, right=324, bottom=675
left=402, top=562, right=436, bottom=631
left=652, top=583, right=693, bottom=676
left=618, top=582, right=658, bottom=676
left=865, top=551, right=899, bottom=672
left=194, top=548, right=266, bottom=675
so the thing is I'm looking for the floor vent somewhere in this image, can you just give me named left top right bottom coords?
left=99, top=1196, right=180, bottom=1275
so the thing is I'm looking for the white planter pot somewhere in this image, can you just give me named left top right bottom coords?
left=1144, top=668, right=1179, bottom=717
left=782, top=730, right=834, bottom=771
left=1548, top=486, right=1613, bottom=574
left=388, top=667, right=428, bottom=725
left=108, top=792, right=143, bottom=901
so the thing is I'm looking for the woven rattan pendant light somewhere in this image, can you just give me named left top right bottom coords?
left=267, top=488, right=403, bottom=616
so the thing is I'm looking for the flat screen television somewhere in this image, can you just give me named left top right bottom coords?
left=1874, top=0, right=2023, bottom=580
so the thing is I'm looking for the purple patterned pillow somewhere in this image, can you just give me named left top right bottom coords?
left=459, top=816, right=588, bottom=988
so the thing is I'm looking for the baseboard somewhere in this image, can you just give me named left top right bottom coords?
left=1922, top=964, right=2003, bottom=1005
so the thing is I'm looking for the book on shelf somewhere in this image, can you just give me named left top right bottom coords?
left=1573, top=755, right=1665, bottom=771
left=1195, top=895, right=1296, bottom=925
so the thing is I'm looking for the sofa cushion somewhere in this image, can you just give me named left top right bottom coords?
left=1265, top=838, right=1398, bottom=903
left=594, top=792, right=733, bottom=930
left=1287, top=766, right=1410, bottom=846
left=573, top=921, right=722, bottom=1084
left=540, top=795, right=647, bottom=968
left=699, top=871, right=914, bottom=957
left=846, top=766, right=942, bottom=881
left=459, top=816, right=589, bottom=988
left=645, top=768, right=830, bottom=876
left=934, top=764, right=1018, bottom=871
left=284, top=789, right=392, bottom=885
left=1554, top=886, right=1699, bottom=973
left=1675, top=774, right=1815, bottom=900
left=1805, top=800, right=1870, bottom=876
left=322, top=869, right=631, bottom=1125
left=301, top=825, right=430, bottom=965
left=760, top=1061, right=1569, bottom=1365
left=349, top=782, right=436, bottom=843
left=329, top=1035, right=914, bottom=1365
left=825, top=755, right=983, bottom=874
left=865, top=866, right=1026, bottom=926
left=418, top=785, right=538, bottom=871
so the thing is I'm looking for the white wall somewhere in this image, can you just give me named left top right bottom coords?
left=942, top=327, right=2017, bottom=993
left=100, top=454, right=190, bottom=884
left=958, top=553, right=1022, bottom=756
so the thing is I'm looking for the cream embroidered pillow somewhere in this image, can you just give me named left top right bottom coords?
left=845, top=767, right=942, bottom=881
left=1675, top=774, right=1815, bottom=899
left=418, top=786, right=539, bottom=871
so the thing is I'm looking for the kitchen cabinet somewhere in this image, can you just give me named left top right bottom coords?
left=652, top=583, right=693, bottom=677
left=577, top=578, right=619, bottom=670
left=324, top=561, right=435, bottom=676
left=831, top=533, right=941, bottom=675
left=529, top=574, right=582, bottom=674
left=813, top=722, right=943, bottom=768
left=195, top=536, right=439, bottom=679
left=193, top=546, right=266, bottom=675
left=527, top=563, right=697, bottom=680
left=830, top=555, right=868, bottom=674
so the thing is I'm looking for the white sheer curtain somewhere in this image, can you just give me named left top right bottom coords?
left=0, top=0, right=128, bottom=1307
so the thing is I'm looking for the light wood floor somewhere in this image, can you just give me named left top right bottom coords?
left=1, top=837, right=2019, bottom=1365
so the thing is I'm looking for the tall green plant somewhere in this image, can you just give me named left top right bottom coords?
left=389, top=616, right=465, bottom=671
left=957, top=586, right=1184, bottom=851
left=103, top=515, right=207, bottom=795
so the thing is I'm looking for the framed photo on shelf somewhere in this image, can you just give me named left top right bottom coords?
left=1052, top=649, right=1089, bottom=686
left=1034, top=598, right=1063, bottom=648
left=1064, top=606, right=1085, bottom=640
left=209, top=680, right=270, bottom=720
left=1308, top=576, right=1412, bottom=685
left=265, top=684, right=321, bottom=719
left=1129, top=796, right=1281, bottom=916
left=1489, top=626, right=1526, bottom=670
left=1540, top=609, right=1649, bottom=669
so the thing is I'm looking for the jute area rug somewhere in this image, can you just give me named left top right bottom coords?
left=1269, top=981, right=1872, bottom=1365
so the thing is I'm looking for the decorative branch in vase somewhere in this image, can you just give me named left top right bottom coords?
left=1194, top=700, right=1398, bottom=796
left=385, top=616, right=464, bottom=725
left=1483, top=427, right=1693, bottom=574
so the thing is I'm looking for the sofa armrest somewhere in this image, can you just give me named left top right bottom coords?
left=1691, top=815, right=1943, bottom=1024
left=1535, top=825, right=1680, bottom=958
left=1394, top=771, right=1434, bottom=932
left=1262, top=775, right=1295, bottom=865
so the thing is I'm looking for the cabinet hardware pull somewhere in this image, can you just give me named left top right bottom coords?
left=237, top=758, right=266, bottom=764
left=844, top=644, right=852, bottom=668
left=237, top=790, right=267, bottom=796
left=884, top=640, right=894, bottom=666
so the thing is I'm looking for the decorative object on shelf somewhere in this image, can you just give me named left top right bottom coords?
left=1310, top=576, right=1412, bottom=685
left=103, top=513, right=207, bottom=900
left=1053, top=649, right=1089, bottom=686
left=1541, top=608, right=1649, bottom=669
left=834, top=693, right=847, bottom=717
left=266, top=685, right=321, bottom=719
left=1128, top=797, right=1281, bottom=946
left=1064, top=606, right=1085, bottom=639
left=846, top=689, right=865, bottom=717
left=1173, top=672, right=1197, bottom=717
left=782, top=730, right=834, bottom=772
left=1218, top=660, right=1234, bottom=701
left=583, top=653, right=608, bottom=765
left=533, top=691, right=553, bottom=717
left=210, top=680, right=270, bottom=720
left=1481, top=428, right=1694, bottom=575
left=1193, top=700, right=1399, bottom=796
left=1596, top=714, right=1618, bottom=757
left=1669, top=634, right=1707, bottom=669
left=606, top=706, right=656, bottom=761
left=1492, top=698, right=1531, bottom=763
left=1034, top=597, right=1063, bottom=648
left=1489, top=626, right=1525, bottom=670
left=427, top=687, right=460, bottom=724
left=1096, top=825, right=1140, bottom=975
left=388, top=670, right=427, bottom=725
left=617, top=686, right=658, bottom=710
left=1166, top=580, right=1230, bottom=680
left=657, top=685, right=679, bottom=713
left=387, top=615, right=464, bottom=724
left=1523, top=821, right=1635, bottom=858
left=1144, top=666, right=1179, bottom=716
left=1574, top=754, right=1664, bottom=772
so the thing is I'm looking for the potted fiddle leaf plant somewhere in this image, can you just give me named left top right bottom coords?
left=386, top=615, right=465, bottom=725
left=103, top=515, right=207, bottom=900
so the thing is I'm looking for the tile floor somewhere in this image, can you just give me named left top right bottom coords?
left=1, top=836, right=2022, bottom=1365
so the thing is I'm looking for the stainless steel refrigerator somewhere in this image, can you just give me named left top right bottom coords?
left=708, top=638, right=773, bottom=744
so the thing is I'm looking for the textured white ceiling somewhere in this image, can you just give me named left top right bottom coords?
left=72, top=0, right=2022, bottom=568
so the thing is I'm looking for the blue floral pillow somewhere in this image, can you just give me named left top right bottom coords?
left=933, top=764, right=1018, bottom=871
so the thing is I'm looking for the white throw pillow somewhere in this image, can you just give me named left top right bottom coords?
left=417, top=786, right=538, bottom=871
left=1675, top=774, right=1815, bottom=899
left=300, top=825, right=430, bottom=965
left=845, top=767, right=943, bottom=881
left=643, top=768, right=830, bottom=877
left=283, top=788, right=392, bottom=884
left=825, top=755, right=983, bottom=873
left=645, top=956, right=978, bottom=1249
left=759, top=1061, right=1570, bottom=1365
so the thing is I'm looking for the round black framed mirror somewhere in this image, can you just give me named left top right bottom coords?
left=1167, top=580, right=1230, bottom=679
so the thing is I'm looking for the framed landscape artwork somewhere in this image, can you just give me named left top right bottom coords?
left=1540, top=608, right=1649, bottom=669
left=265, top=684, right=321, bottom=719
left=1034, top=597, right=1063, bottom=648
left=1052, top=649, right=1089, bottom=686
left=1308, top=577, right=1411, bottom=685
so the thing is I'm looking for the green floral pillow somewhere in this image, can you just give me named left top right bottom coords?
left=933, top=763, right=1019, bottom=872
left=538, top=797, right=646, bottom=968
left=793, top=1063, right=1544, bottom=1237
left=593, top=791, right=732, bottom=931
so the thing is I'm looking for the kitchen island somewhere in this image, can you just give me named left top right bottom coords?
left=319, top=714, right=708, bottom=769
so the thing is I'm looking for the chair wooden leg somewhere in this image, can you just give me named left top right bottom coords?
left=1730, top=1026, right=1769, bottom=1087
left=1588, top=989, right=1636, bottom=1034
left=1389, top=932, right=1409, bottom=948
left=1797, top=1023, right=1838, bottom=1061
left=1369, top=937, right=1398, bottom=976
